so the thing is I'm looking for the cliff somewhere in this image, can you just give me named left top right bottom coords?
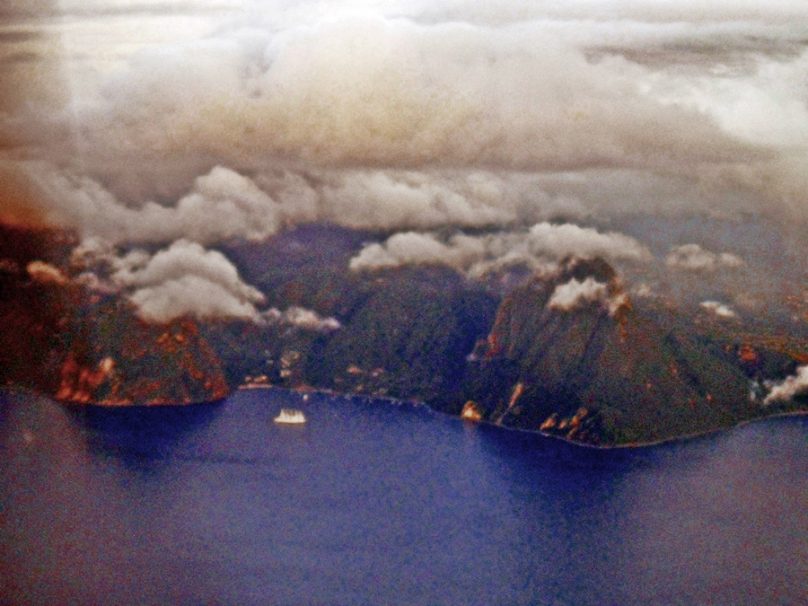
left=444, top=258, right=768, bottom=444
left=0, top=224, right=229, bottom=405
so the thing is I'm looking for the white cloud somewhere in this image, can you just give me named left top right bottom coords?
left=31, top=165, right=283, bottom=245
left=699, top=300, right=738, bottom=319
left=262, top=306, right=341, bottom=332
left=764, top=365, right=808, bottom=404
left=106, top=239, right=265, bottom=323
left=313, top=170, right=520, bottom=231
left=415, top=1, right=808, bottom=26
left=114, top=240, right=264, bottom=301
left=59, top=16, right=758, bottom=177
left=526, top=222, right=651, bottom=261
left=350, top=222, right=650, bottom=274
left=129, top=274, right=262, bottom=324
left=547, top=276, right=628, bottom=315
left=349, top=232, right=457, bottom=271
left=547, top=277, right=608, bottom=311
left=68, top=236, right=341, bottom=326
left=666, top=244, right=744, bottom=272
left=31, top=163, right=581, bottom=242
left=4, top=2, right=807, bottom=220
left=632, top=282, right=655, bottom=298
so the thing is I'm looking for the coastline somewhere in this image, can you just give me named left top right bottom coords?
left=0, top=384, right=227, bottom=408
left=2, top=382, right=806, bottom=450
left=527, top=409, right=808, bottom=451
left=417, top=398, right=808, bottom=451
left=247, top=384, right=808, bottom=451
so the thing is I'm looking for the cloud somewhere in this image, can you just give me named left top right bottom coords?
left=632, top=282, right=655, bottom=298
left=349, top=232, right=460, bottom=271
left=68, top=236, right=342, bottom=327
left=129, top=274, right=262, bottom=324
left=30, top=165, right=283, bottom=245
left=547, top=277, right=607, bottom=311
left=526, top=222, right=651, bottom=260
left=666, top=244, right=744, bottom=272
left=17, top=12, right=770, bottom=181
left=764, top=365, right=808, bottom=404
left=416, top=1, right=808, bottom=26
left=5, top=2, right=808, bottom=218
left=5, top=2, right=808, bottom=252
left=699, top=300, right=738, bottom=319
left=105, top=239, right=265, bottom=323
left=114, top=240, right=262, bottom=299
left=262, top=306, right=341, bottom=332
left=71, top=238, right=257, bottom=319
left=28, top=161, right=599, bottom=241
left=547, top=276, right=628, bottom=316
left=349, top=222, right=651, bottom=274
left=5, top=1, right=808, bottom=328
left=73, top=271, right=118, bottom=294
left=312, top=170, right=521, bottom=231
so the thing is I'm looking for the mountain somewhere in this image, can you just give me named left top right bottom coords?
left=217, top=228, right=805, bottom=446
left=2, top=221, right=805, bottom=444
left=0, top=224, right=229, bottom=405
left=440, top=258, right=785, bottom=445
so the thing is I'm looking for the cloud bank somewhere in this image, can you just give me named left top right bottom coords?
left=31, top=164, right=555, bottom=242
left=9, top=1, right=808, bottom=229
left=32, top=166, right=283, bottom=245
left=70, top=237, right=342, bottom=326
left=84, top=16, right=754, bottom=173
left=3, top=1, right=808, bottom=324
left=349, top=222, right=650, bottom=276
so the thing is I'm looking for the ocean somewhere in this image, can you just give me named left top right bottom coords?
left=1, top=388, right=806, bottom=605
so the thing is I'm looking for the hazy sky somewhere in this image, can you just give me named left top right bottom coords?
left=1, top=1, right=806, bottom=322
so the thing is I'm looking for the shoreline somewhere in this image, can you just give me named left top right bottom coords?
left=0, top=384, right=227, bottom=409
left=245, top=383, right=808, bottom=451
left=416, top=398, right=808, bottom=451
left=3, top=383, right=806, bottom=451
left=495, top=408, right=808, bottom=451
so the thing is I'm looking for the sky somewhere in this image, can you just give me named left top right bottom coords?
left=1, top=0, right=807, bottom=324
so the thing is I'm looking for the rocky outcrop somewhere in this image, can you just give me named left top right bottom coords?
left=460, top=400, right=483, bottom=421
left=54, top=317, right=230, bottom=405
left=0, top=223, right=230, bottom=405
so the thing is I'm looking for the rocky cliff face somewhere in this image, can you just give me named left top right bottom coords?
left=54, top=314, right=229, bottom=405
left=448, top=258, right=773, bottom=445
left=0, top=224, right=230, bottom=405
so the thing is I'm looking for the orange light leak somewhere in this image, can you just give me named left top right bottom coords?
left=0, top=165, right=51, bottom=229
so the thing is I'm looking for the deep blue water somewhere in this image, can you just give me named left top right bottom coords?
left=1, top=388, right=806, bottom=606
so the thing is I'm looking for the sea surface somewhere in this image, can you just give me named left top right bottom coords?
left=1, top=388, right=806, bottom=606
